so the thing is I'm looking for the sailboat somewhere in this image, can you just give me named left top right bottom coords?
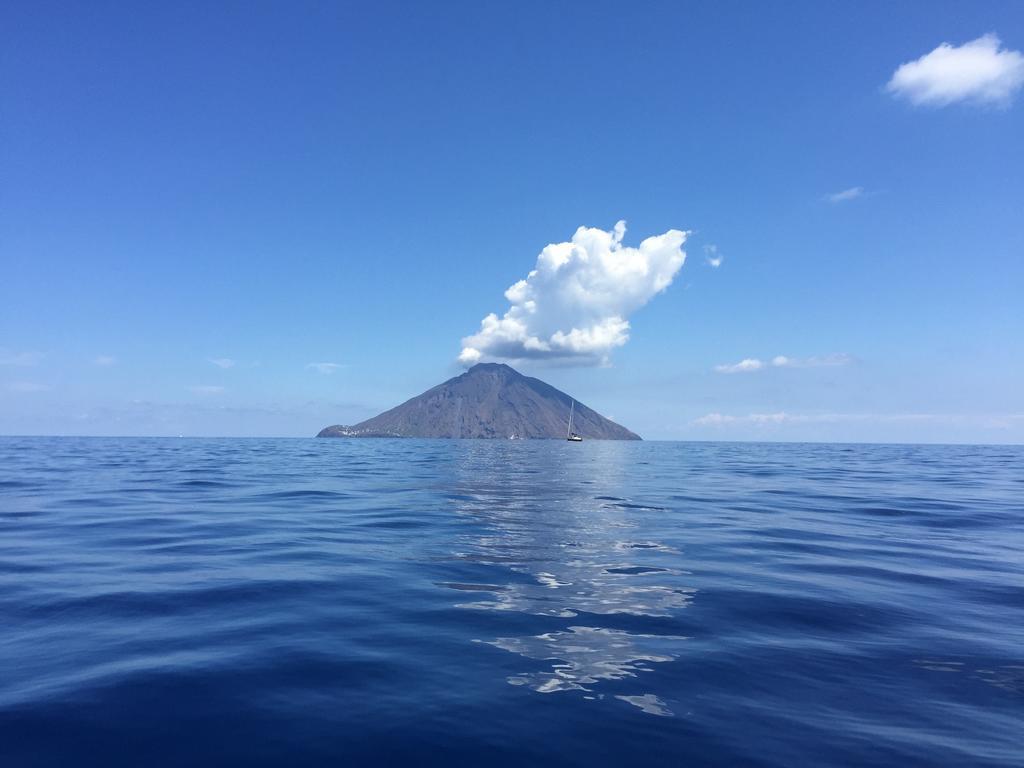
left=567, top=400, right=583, bottom=441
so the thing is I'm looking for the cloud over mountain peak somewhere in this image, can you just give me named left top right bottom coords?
left=459, top=221, right=687, bottom=367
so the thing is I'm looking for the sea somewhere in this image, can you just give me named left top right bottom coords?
left=1, top=436, right=1021, bottom=767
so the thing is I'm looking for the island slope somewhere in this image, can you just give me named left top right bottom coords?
left=317, top=363, right=640, bottom=440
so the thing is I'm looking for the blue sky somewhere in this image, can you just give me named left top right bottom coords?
left=2, top=1, right=1022, bottom=442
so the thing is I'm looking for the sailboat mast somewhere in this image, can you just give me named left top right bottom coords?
left=568, top=400, right=574, bottom=438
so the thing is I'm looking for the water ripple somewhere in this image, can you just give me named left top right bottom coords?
left=0, top=437, right=1021, bottom=767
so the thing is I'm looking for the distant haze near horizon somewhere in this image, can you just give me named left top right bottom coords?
left=2, top=2, right=1022, bottom=444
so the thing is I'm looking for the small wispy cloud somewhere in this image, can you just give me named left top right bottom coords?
left=694, top=412, right=789, bottom=426
left=714, top=353, right=852, bottom=373
left=8, top=381, right=52, bottom=393
left=307, top=362, right=345, bottom=374
left=692, top=411, right=999, bottom=427
left=704, top=244, right=724, bottom=268
left=771, top=353, right=852, bottom=368
left=187, top=385, right=225, bottom=395
left=886, top=33, right=1024, bottom=107
left=827, top=187, right=864, bottom=204
left=713, top=358, right=764, bottom=374
left=0, top=350, right=43, bottom=367
left=208, top=358, right=236, bottom=369
left=94, top=355, right=116, bottom=367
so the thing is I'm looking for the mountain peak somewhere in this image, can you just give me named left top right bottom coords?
left=466, top=362, right=518, bottom=376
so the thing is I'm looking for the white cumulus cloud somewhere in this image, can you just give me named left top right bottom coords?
left=458, top=221, right=687, bottom=366
left=886, top=34, right=1024, bottom=107
left=209, top=357, right=236, bottom=369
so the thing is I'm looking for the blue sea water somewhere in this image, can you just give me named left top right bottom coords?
left=0, top=437, right=1022, bottom=767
